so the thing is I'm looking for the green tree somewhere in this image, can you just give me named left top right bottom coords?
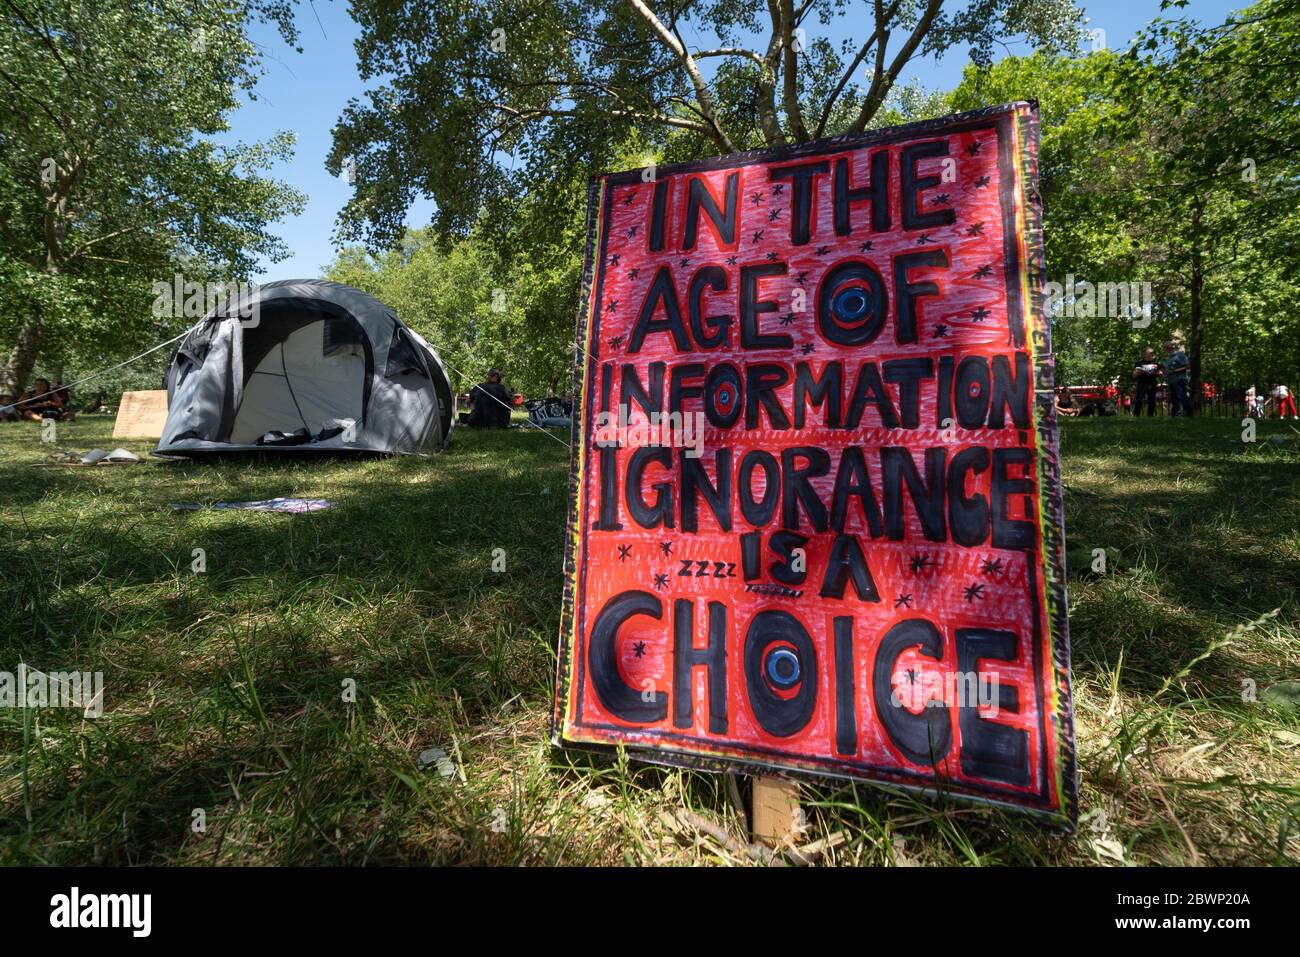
left=325, top=228, right=576, bottom=397
left=1106, top=0, right=1300, bottom=402
left=0, top=0, right=306, bottom=395
left=951, top=0, right=1300, bottom=397
left=328, top=0, right=1086, bottom=248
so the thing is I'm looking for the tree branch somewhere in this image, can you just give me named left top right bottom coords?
left=493, top=103, right=713, bottom=136
left=814, top=0, right=899, bottom=138
left=65, top=224, right=148, bottom=263
left=848, top=0, right=943, bottom=134
left=624, top=0, right=736, bottom=153
left=779, top=0, right=810, bottom=141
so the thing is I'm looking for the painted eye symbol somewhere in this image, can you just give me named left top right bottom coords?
left=713, top=383, right=737, bottom=416
left=833, top=286, right=872, bottom=323
left=765, top=647, right=801, bottom=689
left=968, top=381, right=982, bottom=398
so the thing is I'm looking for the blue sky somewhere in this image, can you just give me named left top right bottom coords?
left=227, top=0, right=1243, bottom=279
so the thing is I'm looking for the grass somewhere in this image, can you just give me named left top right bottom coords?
left=0, top=412, right=1297, bottom=866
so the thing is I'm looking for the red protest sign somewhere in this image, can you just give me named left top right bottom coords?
left=554, top=103, right=1076, bottom=825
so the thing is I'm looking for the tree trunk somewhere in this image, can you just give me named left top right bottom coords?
left=2, top=316, right=43, bottom=396
left=1188, top=202, right=1204, bottom=415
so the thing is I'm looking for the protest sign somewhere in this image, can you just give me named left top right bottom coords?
left=112, top=390, right=169, bottom=438
left=554, top=102, right=1076, bottom=824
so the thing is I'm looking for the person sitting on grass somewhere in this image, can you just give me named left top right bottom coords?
left=16, top=377, right=71, bottom=422
left=464, top=368, right=514, bottom=428
left=1054, top=390, right=1080, bottom=417
left=0, top=393, right=19, bottom=422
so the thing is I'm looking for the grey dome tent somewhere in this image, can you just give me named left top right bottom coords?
left=155, top=279, right=454, bottom=457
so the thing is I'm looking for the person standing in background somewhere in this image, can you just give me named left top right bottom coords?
left=1271, top=383, right=1297, bottom=419
left=1132, top=348, right=1160, bottom=417
left=1163, top=341, right=1193, bottom=418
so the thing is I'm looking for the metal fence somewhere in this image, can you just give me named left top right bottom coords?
left=1118, top=386, right=1275, bottom=419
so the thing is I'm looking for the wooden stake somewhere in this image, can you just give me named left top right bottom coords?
left=751, top=775, right=800, bottom=846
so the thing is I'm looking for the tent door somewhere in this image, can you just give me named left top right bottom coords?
left=229, top=320, right=365, bottom=444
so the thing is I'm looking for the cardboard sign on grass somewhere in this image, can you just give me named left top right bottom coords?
left=112, top=390, right=169, bottom=439
left=554, top=103, right=1076, bottom=825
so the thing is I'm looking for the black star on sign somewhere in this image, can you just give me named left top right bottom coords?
left=967, top=222, right=985, bottom=236
left=917, top=233, right=933, bottom=244
left=752, top=230, right=765, bottom=243
left=609, top=253, right=621, bottom=266
left=815, top=245, right=830, bottom=256
left=981, top=557, right=1004, bottom=576
left=628, top=267, right=640, bottom=280
left=966, top=141, right=982, bottom=156
left=974, top=175, right=990, bottom=188
left=726, top=255, right=738, bottom=266
left=910, top=554, right=932, bottom=575
left=974, top=264, right=993, bottom=279
left=752, top=190, right=765, bottom=205
left=653, top=572, right=669, bottom=591
left=859, top=241, right=874, bottom=252
left=766, top=251, right=779, bottom=261
left=607, top=299, right=618, bottom=313
left=771, top=183, right=784, bottom=195
left=800, top=342, right=815, bottom=355
left=632, top=641, right=647, bottom=658
left=627, top=225, right=638, bottom=238
left=894, top=593, right=913, bottom=609
left=618, top=544, right=632, bottom=562
left=679, top=257, right=691, bottom=268
left=768, top=209, right=781, bottom=222
left=933, top=324, right=950, bottom=338
left=934, top=193, right=951, bottom=205
left=623, top=192, right=636, bottom=205
left=608, top=335, right=625, bottom=349
left=796, top=271, right=808, bottom=284
left=970, top=307, right=990, bottom=322
left=780, top=312, right=796, bottom=326
left=659, top=541, right=673, bottom=557
left=964, top=582, right=986, bottom=603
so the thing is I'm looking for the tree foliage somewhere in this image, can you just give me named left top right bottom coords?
left=951, top=0, right=1300, bottom=395
left=329, top=0, right=1085, bottom=248
left=0, top=0, right=306, bottom=394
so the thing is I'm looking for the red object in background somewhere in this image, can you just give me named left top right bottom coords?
left=1058, top=385, right=1112, bottom=410
left=513, top=393, right=525, bottom=406
left=554, top=105, right=1076, bottom=824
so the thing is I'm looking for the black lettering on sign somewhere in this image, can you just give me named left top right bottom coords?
left=955, top=627, right=1030, bottom=787
left=900, top=140, right=956, bottom=231
left=589, top=590, right=666, bottom=723
left=817, top=260, right=887, bottom=347
left=673, top=599, right=728, bottom=733
left=683, top=173, right=739, bottom=250
left=740, top=262, right=792, bottom=349
left=687, top=267, right=731, bottom=348
left=744, top=610, right=818, bottom=737
left=872, top=618, right=951, bottom=766
left=835, top=152, right=891, bottom=235
left=770, top=160, right=830, bottom=245
left=630, top=267, right=690, bottom=353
